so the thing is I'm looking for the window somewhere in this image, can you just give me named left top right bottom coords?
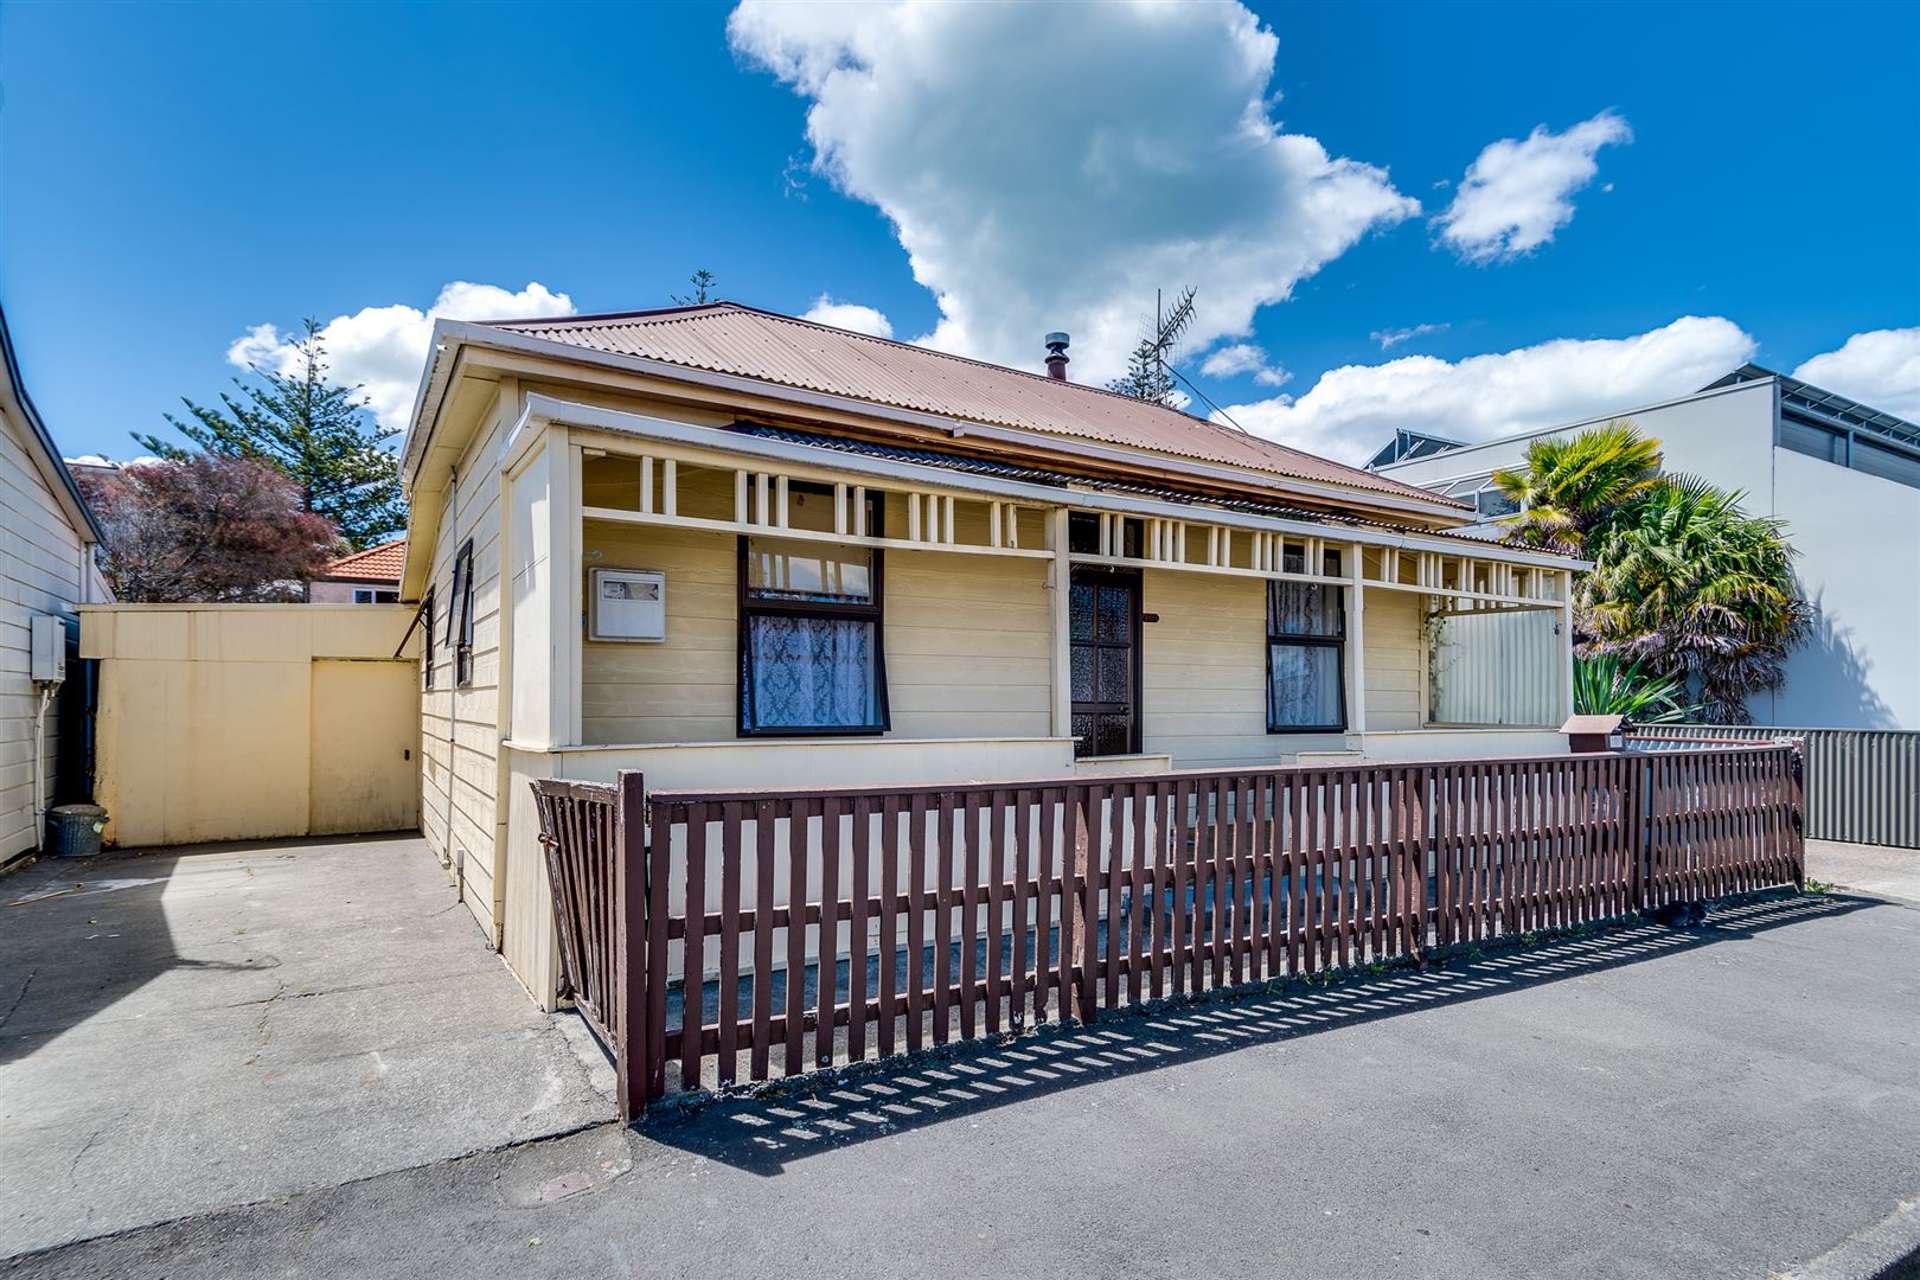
left=450, top=540, right=475, bottom=687
left=738, top=495, right=887, bottom=736
left=352, top=587, right=399, bottom=604
left=1474, top=488, right=1519, bottom=519
left=422, top=590, right=435, bottom=689
left=1267, top=560, right=1345, bottom=733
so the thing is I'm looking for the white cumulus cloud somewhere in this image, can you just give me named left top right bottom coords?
left=728, top=0, right=1418, bottom=386
left=801, top=295, right=895, bottom=338
left=1435, top=111, right=1630, bottom=263
left=1221, top=315, right=1755, bottom=464
left=229, top=281, right=576, bottom=432
left=1199, top=342, right=1291, bottom=387
left=1793, top=327, right=1920, bottom=420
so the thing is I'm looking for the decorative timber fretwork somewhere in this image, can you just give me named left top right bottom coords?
left=572, top=437, right=1572, bottom=606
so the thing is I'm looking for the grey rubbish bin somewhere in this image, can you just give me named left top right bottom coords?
left=47, top=804, right=107, bottom=858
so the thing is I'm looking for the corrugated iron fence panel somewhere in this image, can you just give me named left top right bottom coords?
left=1631, top=725, right=1919, bottom=849
left=1429, top=608, right=1562, bottom=727
left=536, top=744, right=1797, bottom=1118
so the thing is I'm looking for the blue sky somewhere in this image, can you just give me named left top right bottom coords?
left=3, top=0, right=1915, bottom=466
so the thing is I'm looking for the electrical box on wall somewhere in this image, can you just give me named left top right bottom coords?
left=589, top=568, right=667, bottom=642
left=30, top=614, right=67, bottom=683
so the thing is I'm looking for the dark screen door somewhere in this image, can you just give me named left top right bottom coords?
left=1069, top=569, right=1141, bottom=757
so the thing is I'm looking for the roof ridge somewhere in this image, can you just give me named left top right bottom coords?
left=478, top=303, right=1461, bottom=510
left=494, top=302, right=1383, bottom=474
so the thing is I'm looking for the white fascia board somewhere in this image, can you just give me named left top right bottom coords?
left=423, top=322, right=1470, bottom=524
left=526, top=393, right=1588, bottom=572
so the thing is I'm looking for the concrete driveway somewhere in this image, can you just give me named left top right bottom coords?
left=1808, top=837, right=1920, bottom=905
left=7, top=887, right=1918, bottom=1279
left=0, top=835, right=614, bottom=1257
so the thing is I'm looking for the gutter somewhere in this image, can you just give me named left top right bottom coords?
left=404, top=320, right=1471, bottom=525
left=526, top=393, right=1590, bottom=573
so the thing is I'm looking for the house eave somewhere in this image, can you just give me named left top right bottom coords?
left=403, top=320, right=1474, bottom=529
left=525, top=392, right=1589, bottom=573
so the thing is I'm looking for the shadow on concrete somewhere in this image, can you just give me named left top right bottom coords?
left=1, top=851, right=187, bottom=1067
left=645, top=891, right=1876, bottom=1176
left=0, top=845, right=293, bottom=1068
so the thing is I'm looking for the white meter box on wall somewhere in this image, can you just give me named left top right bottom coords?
left=30, top=614, right=68, bottom=683
left=589, top=568, right=666, bottom=642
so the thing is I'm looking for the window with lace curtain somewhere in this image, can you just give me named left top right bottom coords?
left=737, top=490, right=889, bottom=736
left=1267, top=548, right=1346, bottom=733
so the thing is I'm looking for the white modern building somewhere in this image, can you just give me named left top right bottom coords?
left=1371, top=365, right=1920, bottom=730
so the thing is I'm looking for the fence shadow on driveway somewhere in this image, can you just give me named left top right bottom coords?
left=643, top=891, right=1875, bottom=1176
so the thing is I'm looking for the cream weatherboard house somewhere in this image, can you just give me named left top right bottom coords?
left=397, top=303, right=1582, bottom=1002
left=1, top=303, right=110, bottom=868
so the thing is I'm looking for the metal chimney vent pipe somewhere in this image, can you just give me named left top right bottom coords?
left=1044, top=332, right=1070, bottom=380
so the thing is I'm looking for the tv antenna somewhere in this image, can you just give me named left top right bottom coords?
left=1147, top=286, right=1197, bottom=385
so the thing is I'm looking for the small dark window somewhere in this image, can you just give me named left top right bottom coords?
left=1267, top=576, right=1346, bottom=733
left=422, top=590, right=435, bottom=690
left=738, top=492, right=888, bottom=736
left=451, top=540, right=475, bottom=687
left=1475, top=488, right=1519, bottom=518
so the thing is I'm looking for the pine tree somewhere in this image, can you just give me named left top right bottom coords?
left=672, top=269, right=718, bottom=305
left=135, top=319, right=405, bottom=549
left=1106, top=336, right=1182, bottom=406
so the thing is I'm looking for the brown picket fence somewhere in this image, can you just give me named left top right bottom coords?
left=533, top=743, right=1802, bottom=1119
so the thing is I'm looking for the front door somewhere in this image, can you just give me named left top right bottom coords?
left=1069, top=569, right=1141, bottom=758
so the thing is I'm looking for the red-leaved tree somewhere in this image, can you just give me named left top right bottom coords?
left=78, top=456, right=342, bottom=602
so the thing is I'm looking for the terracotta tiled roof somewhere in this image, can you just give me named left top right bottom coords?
left=485, top=303, right=1461, bottom=510
left=317, top=538, right=405, bottom=583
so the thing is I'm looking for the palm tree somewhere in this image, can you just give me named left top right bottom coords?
left=1491, top=419, right=1663, bottom=553
left=1572, top=653, right=1697, bottom=724
left=1579, top=475, right=1809, bottom=723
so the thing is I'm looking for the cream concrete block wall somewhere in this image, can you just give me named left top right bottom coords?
left=1, top=404, right=89, bottom=863
left=82, top=604, right=420, bottom=848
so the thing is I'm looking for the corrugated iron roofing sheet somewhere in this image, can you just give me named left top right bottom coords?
left=736, top=423, right=1560, bottom=550
left=486, top=303, right=1458, bottom=509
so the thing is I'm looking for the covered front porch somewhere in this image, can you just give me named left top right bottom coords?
left=500, top=393, right=1578, bottom=764
left=489, top=394, right=1581, bottom=1000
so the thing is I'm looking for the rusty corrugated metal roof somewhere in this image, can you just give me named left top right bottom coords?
left=484, top=303, right=1461, bottom=510
left=317, top=538, right=405, bottom=582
